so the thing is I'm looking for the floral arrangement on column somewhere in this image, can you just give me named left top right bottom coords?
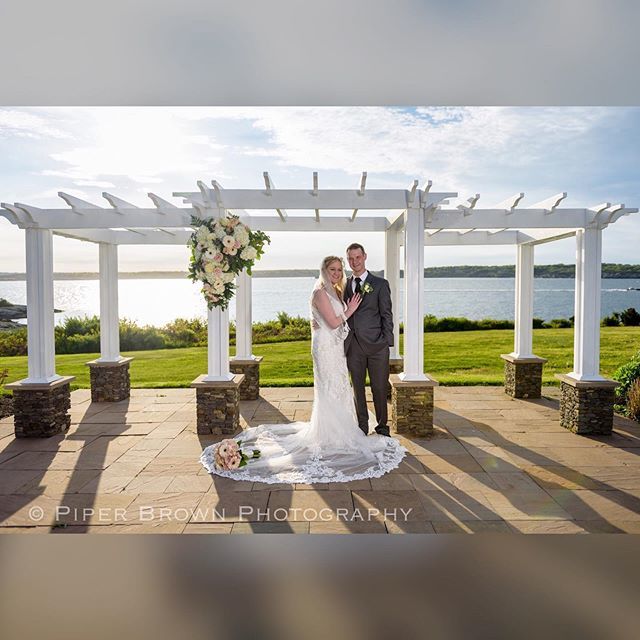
left=188, top=213, right=270, bottom=310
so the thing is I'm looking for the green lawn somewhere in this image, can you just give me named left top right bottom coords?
left=1, top=327, right=639, bottom=390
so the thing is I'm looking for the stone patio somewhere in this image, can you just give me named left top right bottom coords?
left=1, top=386, right=639, bottom=534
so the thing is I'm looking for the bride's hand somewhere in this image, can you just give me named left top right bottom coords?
left=347, top=292, right=362, bottom=316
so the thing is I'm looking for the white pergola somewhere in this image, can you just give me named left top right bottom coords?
left=2, top=173, right=637, bottom=389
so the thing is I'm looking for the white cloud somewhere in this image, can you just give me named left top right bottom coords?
left=182, top=106, right=620, bottom=206
left=40, top=108, right=224, bottom=186
left=0, top=109, right=70, bottom=139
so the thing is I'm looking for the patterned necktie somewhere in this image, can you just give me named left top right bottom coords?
left=354, top=277, right=362, bottom=295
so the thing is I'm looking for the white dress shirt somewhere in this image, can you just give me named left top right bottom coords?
left=351, top=270, right=368, bottom=294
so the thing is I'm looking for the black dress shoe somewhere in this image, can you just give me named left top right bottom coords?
left=359, top=426, right=369, bottom=436
left=375, top=426, right=391, bottom=437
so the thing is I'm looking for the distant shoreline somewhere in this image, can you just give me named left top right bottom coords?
left=1, top=263, right=640, bottom=280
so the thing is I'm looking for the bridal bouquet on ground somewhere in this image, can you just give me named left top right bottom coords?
left=214, top=439, right=261, bottom=470
left=188, top=213, right=270, bottom=310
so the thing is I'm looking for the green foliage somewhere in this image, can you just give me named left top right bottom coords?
left=0, top=328, right=28, bottom=356
left=418, top=315, right=553, bottom=332
left=119, top=319, right=165, bottom=351
left=277, top=311, right=292, bottom=328
left=620, top=307, right=640, bottom=326
left=0, top=298, right=13, bottom=308
left=162, top=317, right=208, bottom=348
left=602, top=312, right=621, bottom=326
left=601, top=308, right=640, bottom=327
left=613, top=350, right=640, bottom=410
left=548, top=318, right=573, bottom=328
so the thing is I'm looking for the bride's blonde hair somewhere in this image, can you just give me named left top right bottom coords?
left=313, top=255, right=346, bottom=302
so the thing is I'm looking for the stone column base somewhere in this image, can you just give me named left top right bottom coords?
left=191, top=374, right=245, bottom=435
left=388, top=357, right=404, bottom=400
left=555, top=374, right=619, bottom=436
left=5, top=376, right=75, bottom=438
left=390, top=374, right=439, bottom=437
left=500, top=354, right=547, bottom=398
left=86, top=357, right=133, bottom=402
left=229, top=356, right=263, bottom=401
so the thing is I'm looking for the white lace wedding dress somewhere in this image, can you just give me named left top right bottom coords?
left=200, top=287, right=407, bottom=484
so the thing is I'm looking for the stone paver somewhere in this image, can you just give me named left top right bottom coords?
left=0, top=385, right=639, bottom=533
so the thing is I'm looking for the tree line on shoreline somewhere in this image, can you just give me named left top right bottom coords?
left=1, top=263, right=640, bottom=280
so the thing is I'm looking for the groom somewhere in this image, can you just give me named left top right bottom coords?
left=343, top=243, right=394, bottom=436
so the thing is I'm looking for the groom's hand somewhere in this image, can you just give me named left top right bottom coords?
left=311, top=319, right=320, bottom=330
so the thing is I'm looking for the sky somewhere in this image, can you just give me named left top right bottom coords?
left=0, top=106, right=638, bottom=273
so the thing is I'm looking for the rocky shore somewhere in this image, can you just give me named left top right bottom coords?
left=0, top=298, right=27, bottom=330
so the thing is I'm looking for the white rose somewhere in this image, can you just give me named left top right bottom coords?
left=222, top=235, right=235, bottom=248
left=240, top=246, right=257, bottom=260
left=234, top=226, right=249, bottom=243
left=214, top=224, right=227, bottom=239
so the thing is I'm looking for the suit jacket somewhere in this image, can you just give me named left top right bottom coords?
left=343, top=272, right=394, bottom=356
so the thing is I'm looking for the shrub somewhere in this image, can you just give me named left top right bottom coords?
left=532, top=317, right=546, bottom=329
left=549, top=318, right=573, bottom=328
left=620, top=307, right=640, bottom=326
left=162, top=317, right=207, bottom=348
left=602, top=312, right=621, bottom=326
left=0, top=328, right=28, bottom=356
left=477, top=318, right=513, bottom=330
left=613, top=351, right=640, bottom=410
left=627, top=379, right=640, bottom=422
left=58, top=333, right=101, bottom=354
left=277, top=311, right=292, bottom=328
left=60, top=315, right=101, bottom=336
left=119, top=319, right=165, bottom=351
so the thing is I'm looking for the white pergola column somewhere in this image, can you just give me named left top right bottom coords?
left=205, top=305, right=233, bottom=381
left=400, top=207, right=426, bottom=381
left=24, top=228, right=59, bottom=384
left=385, top=228, right=401, bottom=359
left=571, top=227, right=604, bottom=381
left=97, top=243, right=121, bottom=362
left=512, top=243, right=535, bottom=358
left=233, top=269, right=255, bottom=360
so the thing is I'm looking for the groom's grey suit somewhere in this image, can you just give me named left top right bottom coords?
left=343, top=272, right=394, bottom=435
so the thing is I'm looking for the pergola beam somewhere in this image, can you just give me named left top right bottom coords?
left=425, top=208, right=637, bottom=229
left=173, top=188, right=454, bottom=211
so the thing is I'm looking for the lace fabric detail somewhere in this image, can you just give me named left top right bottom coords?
left=200, top=434, right=407, bottom=484
left=199, top=289, right=406, bottom=485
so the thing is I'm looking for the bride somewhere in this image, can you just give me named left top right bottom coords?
left=199, top=255, right=407, bottom=484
